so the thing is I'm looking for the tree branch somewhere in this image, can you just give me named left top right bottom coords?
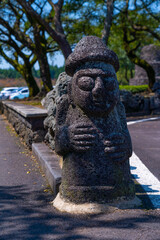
left=16, top=0, right=72, bottom=58
left=132, top=24, right=160, bottom=41
left=141, top=0, right=160, bottom=22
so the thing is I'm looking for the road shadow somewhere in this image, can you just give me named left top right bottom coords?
left=0, top=185, right=160, bottom=240
left=130, top=165, right=160, bottom=209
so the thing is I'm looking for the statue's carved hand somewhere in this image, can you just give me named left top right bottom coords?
left=104, top=133, right=131, bottom=163
left=69, top=124, right=95, bottom=152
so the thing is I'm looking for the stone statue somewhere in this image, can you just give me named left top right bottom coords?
left=53, top=36, right=136, bottom=213
left=42, top=72, right=72, bottom=150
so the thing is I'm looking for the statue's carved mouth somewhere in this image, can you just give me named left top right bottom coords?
left=93, top=102, right=104, bottom=108
left=93, top=99, right=104, bottom=105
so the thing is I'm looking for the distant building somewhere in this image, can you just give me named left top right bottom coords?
left=130, top=45, right=160, bottom=85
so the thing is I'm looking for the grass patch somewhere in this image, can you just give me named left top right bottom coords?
left=119, top=85, right=148, bottom=94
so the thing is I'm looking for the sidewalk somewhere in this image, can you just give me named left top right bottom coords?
left=0, top=114, right=160, bottom=240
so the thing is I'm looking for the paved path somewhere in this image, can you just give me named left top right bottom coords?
left=128, top=118, right=160, bottom=180
left=128, top=118, right=160, bottom=210
left=0, top=115, right=55, bottom=239
left=0, top=114, right=160, bottom=240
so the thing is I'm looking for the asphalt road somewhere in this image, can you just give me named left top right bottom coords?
left=128, top=118, right=160, bottom=181
left=0, top=114, right=160, bottom=240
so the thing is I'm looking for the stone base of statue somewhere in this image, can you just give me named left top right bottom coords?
left=53, top=193, right=141, bottom=214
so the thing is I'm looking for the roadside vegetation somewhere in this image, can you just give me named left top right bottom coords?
left=119, top=85, right=149, bottom=94
left=0, top=66, right=64, bottom=80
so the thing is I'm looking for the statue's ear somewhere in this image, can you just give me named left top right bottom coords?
left=67, top=80, right=75, bottom=107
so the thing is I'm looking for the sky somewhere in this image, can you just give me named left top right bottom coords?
left=0, top=51, right=65, bottom=69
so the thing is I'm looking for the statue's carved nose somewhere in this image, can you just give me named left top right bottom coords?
left=92, top=77, right=104, bottom=97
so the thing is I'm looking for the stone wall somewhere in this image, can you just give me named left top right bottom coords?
left=1, top=101, right=47, bottom=148
left=120, top=90, right=151, bottom=116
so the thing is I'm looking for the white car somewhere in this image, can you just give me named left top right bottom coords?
left=9, top=88, right=29, bottom=100
left=0, top=87, right=19, bottom=100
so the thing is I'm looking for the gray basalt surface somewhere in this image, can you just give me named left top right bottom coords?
left=42, top=72, right=72, bottom=150
left=53, top=36, right=135, bottom=207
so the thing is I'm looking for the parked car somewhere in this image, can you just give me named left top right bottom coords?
left=9, top=88, right=29, bottom=100
left=0, top=87, right=19, bottom=100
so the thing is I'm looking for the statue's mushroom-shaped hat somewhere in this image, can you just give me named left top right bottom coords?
left=65, top=36, right=119, bottom=76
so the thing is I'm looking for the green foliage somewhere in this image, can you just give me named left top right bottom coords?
left=0, top=65, right=65, bottom=80
left=63, top=0, right=104, bottom=44
left=0, top=68, right=22, bottom=79
left=119, top=85, right=148, bottom=93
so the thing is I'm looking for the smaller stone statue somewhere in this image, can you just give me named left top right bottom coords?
left=53, top=36, right=136, bottom=214
left=42, top=72, right=72, bottom=150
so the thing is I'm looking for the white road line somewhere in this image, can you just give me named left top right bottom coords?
left=130, top=152, right=160, bottom=208
left=127, top=117, right=160, bottom=125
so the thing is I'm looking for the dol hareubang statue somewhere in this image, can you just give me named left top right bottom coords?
left=53, top=36, right=136, bottom=213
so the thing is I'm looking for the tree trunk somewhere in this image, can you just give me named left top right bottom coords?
left=128, top=52, right=155, bottom=89
left=33, top=26, right=53, bottom=94
left=102, top=0, right=114, bottom=45
left=22, top=65, right=39, bottom=97
left=38, top=54, right=53, bottom=93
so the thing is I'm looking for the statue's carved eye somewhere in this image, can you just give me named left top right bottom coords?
left=103, top=77, right=116, bottom=91
left=77, top=76, right=94, bottom=91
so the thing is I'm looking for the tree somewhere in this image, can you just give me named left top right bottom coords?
left=0, top=45, right=39, bottom=96
left=0, top=0, right=55, bottom=95
left=112, top=0, right=160, bottom=89
left=0, top=1, right=39, bottom=96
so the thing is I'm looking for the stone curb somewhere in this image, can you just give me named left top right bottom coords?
left=3, top=101, right=47, bottom=118
left=32, top=142, right=61, bottom=196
